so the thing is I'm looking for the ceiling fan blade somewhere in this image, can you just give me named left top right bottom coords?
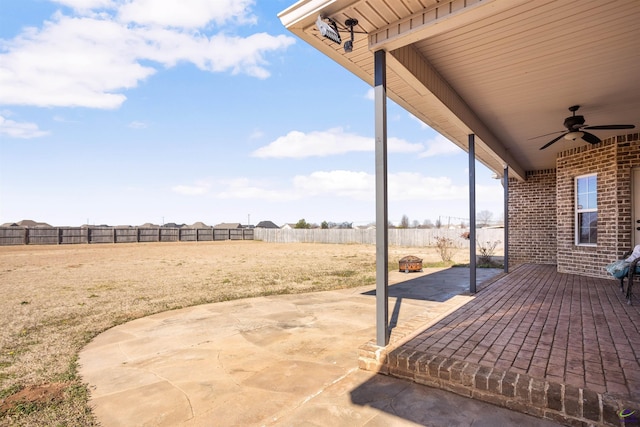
left=581, top=131, right=601, bottom=144
left=583, top=124, right=635, bottom=130
left=528, top=130, right=565, bottom=140
left=539, top=133, right=567, bottom=150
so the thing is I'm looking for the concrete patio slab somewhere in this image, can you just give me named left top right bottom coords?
left=79, top=266, right=561, bottom=426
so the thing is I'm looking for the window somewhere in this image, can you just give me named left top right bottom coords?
left=575, top=174, right=597, bottom=245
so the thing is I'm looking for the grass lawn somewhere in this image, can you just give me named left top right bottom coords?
left=0, top=240, right=471, bottom=426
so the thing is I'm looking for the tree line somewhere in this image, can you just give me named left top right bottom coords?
left=293, top=210, right=500, bottom=230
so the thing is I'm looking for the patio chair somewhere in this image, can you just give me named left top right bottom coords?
left=620, top=248, right=640, bottom=305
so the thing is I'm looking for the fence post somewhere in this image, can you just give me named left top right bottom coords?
left=57, top=228, right=62, bottom=245
left=113, top=228, right=116, bottom=243
left=24, top=228, right=29, bottom=245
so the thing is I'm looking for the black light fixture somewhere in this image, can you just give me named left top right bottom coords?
left=344, top=18, right=358, bottom=53
left=315, top=15, right=362, bottom=54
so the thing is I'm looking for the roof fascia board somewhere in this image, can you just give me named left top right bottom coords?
left=388, top=45, right=526, bottom=180
left=278, top=0, right=336, bottom=28
left=369, top=0, right=530, bottom=52
left=278, top=0, right=361, bottom=28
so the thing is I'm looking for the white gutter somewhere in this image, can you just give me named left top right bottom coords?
left=278, top=0, right=337, bottom=28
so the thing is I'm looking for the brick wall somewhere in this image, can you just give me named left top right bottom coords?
left=508, top=169, right=557, bottom=265
left=509, top=133, right=640, bottom=278
left=555, top=141, right=618, bottom=276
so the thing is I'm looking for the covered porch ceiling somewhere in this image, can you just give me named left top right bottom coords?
left=279, top=0, right=640, bottom=181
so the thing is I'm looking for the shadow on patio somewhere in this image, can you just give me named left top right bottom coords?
left=362, top=266, right=505, bottom=303
left=356, top=264, right=640, bottom=427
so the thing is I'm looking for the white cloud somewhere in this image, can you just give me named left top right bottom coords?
left=0, top=2, right=295, bottom=109
left=53, top=115, right=77, bottom=123
left=293, top=170, right=471, bottom=202
left=169, top=169, right=502, bottom=207
left=293, top=170, right=372, bottom=200
left=418, top=134, right=463, bottom=158
left=53, top=0, right=114, bottom=12
left=249, top=129, right=264, bottom=139
left=171, top=177, right=298, bottom=201
left=0, top=115, right=50, bottom=138
left=388, top=173, right=466, bottom=201
left=389, top=137, right=425, bottom=153
left=365, top=88, right=374, bottom=100
left=171, top=180, right=211, bottom=195
left=0, top=15, right=151, bottom=109
left=251, top=127, right=424, bottom=158
left=128, top=121, right=148, bottom=129
left=215, top=178, right=298, bottom=201
left=52, top=0, right=114, bottom=10
left=117, top=0, right=256, bottom=28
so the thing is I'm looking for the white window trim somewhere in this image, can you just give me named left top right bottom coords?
left=575, top=173, right=597, bottom=246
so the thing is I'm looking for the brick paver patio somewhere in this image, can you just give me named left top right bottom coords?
left=360, top=264, right=640, bottom=426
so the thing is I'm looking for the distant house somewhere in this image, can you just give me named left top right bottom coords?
left=162, top=222, right=185, bottom=228
left=188, top=221, right=210, bottom=228
left=255, top=221, right=279, bottom=229
left=1, top=220, right=52, bottom=228
left=214, top=223, right=242, bottom=229
left=280, top=223, right=296, bottom=230
left=356, top=224, right=376, bottom=230
left=139, top=223, right=160, bottom=228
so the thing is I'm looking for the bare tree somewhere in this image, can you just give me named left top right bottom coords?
left=477, top=210, right=493, bottom=228
left=400, top=214, right=410, bottom=228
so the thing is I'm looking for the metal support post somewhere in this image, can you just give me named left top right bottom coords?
left=469, top=134, right=476, bottom=294
left=374, top=49, right=389, bottom=346
left=503, top=165, right=509, bottom=273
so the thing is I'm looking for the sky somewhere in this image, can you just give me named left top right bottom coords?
left=0, top=0, right=505, bottom=228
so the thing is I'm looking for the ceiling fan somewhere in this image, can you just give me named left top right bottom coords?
left=537, top=105, right=635, bottom=150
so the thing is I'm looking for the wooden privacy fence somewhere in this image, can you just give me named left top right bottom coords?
left=253, top=228, right=505, bottom=249
left=0, top=227, right=254, bottom=246
left=0, top=227, right=504, bottom=249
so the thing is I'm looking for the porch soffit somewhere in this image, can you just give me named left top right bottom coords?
left=279, top=0, right=640, bottom=181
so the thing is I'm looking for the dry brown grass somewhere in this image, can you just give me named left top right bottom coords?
left=0, top=240, right=467, bottom=426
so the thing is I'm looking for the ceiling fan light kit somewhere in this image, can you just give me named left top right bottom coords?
left=564, top=131, right=584, bottom=141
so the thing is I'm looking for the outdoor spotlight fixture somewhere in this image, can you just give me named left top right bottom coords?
left=344, top=18, right=358, bottom=53
left=316, top=15, right=363, bottom=53
left=316, top=15, right=341, bottom=44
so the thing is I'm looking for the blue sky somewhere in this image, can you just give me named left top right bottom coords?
left=0, top=0, right=504, bottom=227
